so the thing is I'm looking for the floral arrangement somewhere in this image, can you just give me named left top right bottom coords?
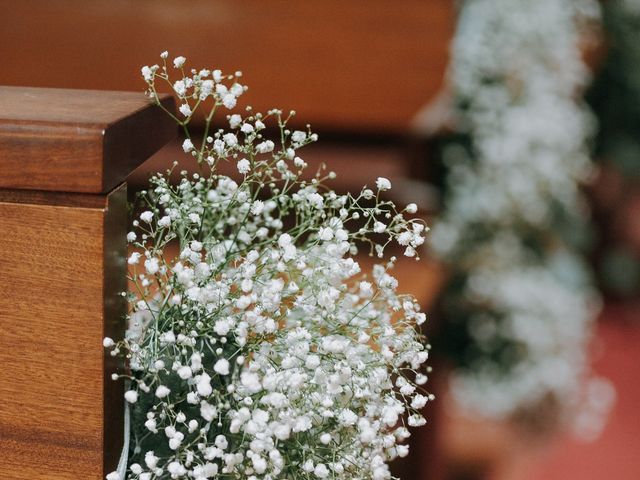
left=104, top=53, right=431, bottom=480
left=431, top=0, right=612, bottom=433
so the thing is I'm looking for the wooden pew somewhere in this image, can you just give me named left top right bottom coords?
left=0, top=4, right=454, bottom=475
left=0, top=0, right=455, bottom=134
left=0, top=86, right=175, bottom=479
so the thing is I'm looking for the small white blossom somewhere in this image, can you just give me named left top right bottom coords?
left=200, top=401, right=217, bottom=421
left=223, top=133, right=238, bottom=147
left=376, top=177, right=392, bottom=191
left=318, top=227, right=334, bottom=241
left=222, top=93, right=237, bottom=109
left=140, top=211, right=153, bottom=223
left=314, top=463, right=330, bottom=478
left=230, top=83, right=244, bottom=97
left=144, top=258, right=160, bottom=275
left=145, top=452, right=159, bottom=469
left=177, top=365, right=192, bottom=379
left=229, top=114, right=242, bottom=128
left=197, top=373, right=213, bottom=397
left=291, top=130, right=307, bottom=143
left=158, top=216, right=171, bottom=228
left=182, top=138, right=195, bottom=153
left=251, top=200, right=264, bottom=215
left=214, top=358, right=230, bottom=375
left=173, top=56, right=186, bottom=68
left=173, top=80, right=187, bottom=96
left=179, top=103, right=192, bottom=117
left=155, top=385, right=170, bottom=398
left=237, top=158, right=250, bottom=175
left=141, top=66, right=153, bottom=81
left=256, top=140, right=275, bottom=153
left=373, top=221, right=386, bottom=233
left=124, top=390, right=139, bottom=404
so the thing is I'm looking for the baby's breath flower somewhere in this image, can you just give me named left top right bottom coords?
left=256, top=140, right=275, bottom=153
left=157, top=216, right=171, bottom=228
left=182, top=138, right=194, bottom=153
left=173, top=56, right=186, bottom=68
left=110, top=54, right=432, bottom=480
left=141, top=66, right=153, bottom=82
left=139, top=211, right=153, bottom=223
left=373, top=221, right=387, bottom=233
left=173, top=80, right=187, bottom=96
left=222, top=93, right=237, bottom=109
left=250, top=200, right=264, bottom=215
left=223, top=133, right=237, bottom=147
left=291, top=130, right=306, bottom=143
left=124, top=390, right=138, bottom=404
left=214, top=358, right=230, bottom=375
left=144, top=258, right=159, bottom=275
left=376, top=177, right=392, bottom=191
left=127, top=252, right=141, bottom=265
left=406, top=203, right=418, bottom=214
left=228, top=114, right=242, bottom=129
left=178, top=103, right=192, bottom=117
left=155, top=385, right=170, bottom=398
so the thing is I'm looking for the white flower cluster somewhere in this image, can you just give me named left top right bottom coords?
left=105, top=54, right=432, bottom=480
left=432, top=0, right=612, bottom=431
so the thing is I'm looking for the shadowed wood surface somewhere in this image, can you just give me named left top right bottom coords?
left=0, top=0, right=454, bottom=133
left=0, top=86, right=176, bottom=193
left=0, top=185, right=127, bottom=479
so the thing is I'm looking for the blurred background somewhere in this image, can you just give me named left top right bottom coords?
left=0, top=1, right=637, bottom=479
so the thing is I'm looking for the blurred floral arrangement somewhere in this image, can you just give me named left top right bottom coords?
left=588, top=0, right=640, bottom=297
left=431, top=0, right=612, bottom=434
left=103, top=53, right=432, bottom=480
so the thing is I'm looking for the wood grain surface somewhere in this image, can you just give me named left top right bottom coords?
left=0, top=0, right=455, bottom=134
left=0, top=86, right=176, bottom=193
left=0, top=185, right=127, bottom=479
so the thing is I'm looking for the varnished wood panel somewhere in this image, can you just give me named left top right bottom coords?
left=0, top=0, right=455, bottom=133
left=0, top=87, right=176, bottom=193
left=0, top=185, right=127, bottom=479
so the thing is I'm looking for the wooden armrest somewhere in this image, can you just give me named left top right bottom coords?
left=0, top=86, right=175, bottom=479
left=0, top=86, right=175, bottom=193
